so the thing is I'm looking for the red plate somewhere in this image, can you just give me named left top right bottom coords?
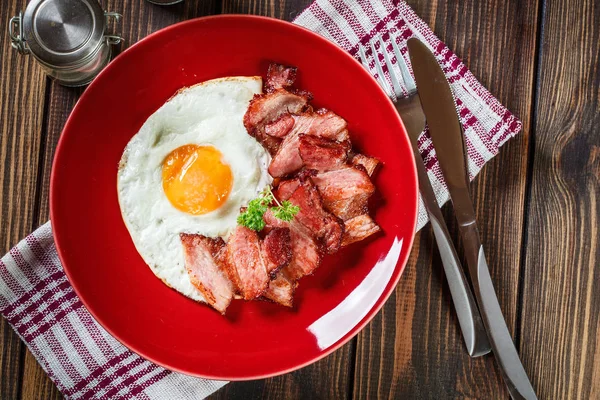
left=51, top=15, right=418, bottom=380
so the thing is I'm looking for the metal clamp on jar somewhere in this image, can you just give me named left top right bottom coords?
left=9, top=0, right=123, bottom=87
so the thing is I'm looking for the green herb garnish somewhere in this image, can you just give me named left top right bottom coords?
left=237, top=186, right=300, bottom=231
left=272, top=200, right=300, bottom=222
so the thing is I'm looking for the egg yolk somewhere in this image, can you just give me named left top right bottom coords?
left=162, top=144, right=233, bottom=215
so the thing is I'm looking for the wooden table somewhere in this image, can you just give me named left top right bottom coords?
left=1, top=0, right=598, bottom=398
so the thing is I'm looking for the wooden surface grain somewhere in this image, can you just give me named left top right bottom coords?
left=519, top=0, right=600, bottom=398
left=0, top=0, right=598, bottom=399
left=0, top=2, right=47, bottom=398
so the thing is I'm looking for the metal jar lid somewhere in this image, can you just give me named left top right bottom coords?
left=21, top=0, right=105, bottom=67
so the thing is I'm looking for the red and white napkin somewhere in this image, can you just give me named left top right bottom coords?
left=0, top=0, right=521, bottom=398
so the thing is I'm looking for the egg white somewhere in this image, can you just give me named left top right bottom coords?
left=117, top=76, right=271, bottom=301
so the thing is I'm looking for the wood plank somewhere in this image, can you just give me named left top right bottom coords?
left=352, top=0, right=541, bottom=398
left=0, top=1, right=48, bottom=398
left=222, top=0, right=313, bottom=20
left=18, top=1, right=219, bottom=399
left=519, top=0, right=600, bottom=398
left=207, top=351, right=353, bottom=400
left=208, top=1, right=354, bottom=399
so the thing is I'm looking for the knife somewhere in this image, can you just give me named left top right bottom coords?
left=407, top=38, right=537, bottom=400
left=406, top=121, right=492, bottom=358
left=390, top=62, right=491, bottom=357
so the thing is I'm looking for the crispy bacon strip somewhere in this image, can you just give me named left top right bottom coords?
left=224, top=226, right=270, bottom=300
left=268, top=110, right=350, bottom=177
left=351, top=154, right=381, bottom=177
left=180, top=233, right=233, bottom=314
left=298, top=134, right=350, bottom=171
left=291, top=109, right=349, bottom=141
left=325, top=195, right=370, bottom=221
left=288, top=178, right=344, bottom=254
left=263, top=227, right=292, bottom=276
left=243, top=89, right=310, bottom=154
left=182, top=63, right=384, bottom=312
left=265, top=114, right=295, bottom=138
left=268, top=132, right=303, bottom=177
left=266, top=64, right=297, bottom=92
left=262, top=272, right=297, bottom=307
left=263, top=210, right=322, bottom=280
left=311, top=166, right=375, bottom=220
left=279, top=168, right=375, bottom=221
left=341, top=214, right=381, bottom=246
left=274, top=178, right=300, bottom=201
left=310, top=167, right=375, bottom=202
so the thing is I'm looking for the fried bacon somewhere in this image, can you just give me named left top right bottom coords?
left=311, top=167, right=375, bottom=220
left=268, top=133, right=303, bottom=177
left=182, top=63, right=383, bottom=313
left=274, top=178, right=300, bottom=201
left=341, top=214, right=381, bottom=246
left=263, top=210, right=322, bottom=280
left=262, top=227, right=292, bottom=276
left=268, top=109, right=351, bottom=177
left=243, top=89, right=310, bottom=154
left=298, top=134, right=350, bottom=171
left=262, top=272, right=297, bottom=307
left=265, top=114, right=295, bottom=138
left=311, top=167, right=375, bottom=202
left=351, top=154, right=381, bottom=177
left=266, top=64, right=297, bottom=92
left=325, top=195, right=370, bottom=221
left=180, top=233, right=233, bottom=314
left=278, top=168, right=376, bottom=220
left=224, top=226, right=270, bottom=300
left=287, top=178, right=344, bottom=254
left=290, top=109, right=349, bottom=141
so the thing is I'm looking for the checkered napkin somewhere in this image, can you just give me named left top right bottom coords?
left=0, top=1, right=521, bottom=399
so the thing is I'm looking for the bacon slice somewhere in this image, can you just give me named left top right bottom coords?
left=243, top=89, right=310, bottom=154
left=266, top=64, right=297, bottom=92
left=341, top=214, right=381, bottom=246
left=298, top=134, right=350, bottom=171
left=180, top=233, right=233, bottom=314
left=265, top=114, right=295, bottom=138
left=262, top=272, right=297, bottom=307
left=274, top=178, right=300, bottom=201
left=351, top=154, right=381, bottom=177
left=288, top=178, right=344, bottom=254
left=326, top=195, right=371, bottom=221
left=264, top=211, right=322, bottom=280
left=268, top=132, right=303, bottom=177
left=291, top=110, right=349, bottom=141
left=268, top=110, right=350, bottom=177
left=278, top=167, right=375, bottom=220
left=262, top=227, right=292, bottom=276
left=311, top=167, right=375, bottom=202
left=181, top=63, right=384, bottom=311
left=311, top=167, right=375, bottom=220
left=224, top=226, right=270, bottom=300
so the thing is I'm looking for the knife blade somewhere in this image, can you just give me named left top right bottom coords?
left=407, top=37, right=537, bottom=400
left=395, top=93, right=491, bottom=358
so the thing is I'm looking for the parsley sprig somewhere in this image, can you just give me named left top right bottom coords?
left=237, top=186, right=300, bottom=231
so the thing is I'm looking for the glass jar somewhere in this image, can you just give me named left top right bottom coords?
left=9, top=0, right=123, bottom=87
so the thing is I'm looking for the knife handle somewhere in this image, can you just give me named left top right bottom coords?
left=410, top=145, right=491, bottom=357
left=459, top=224, right=538, bottom=400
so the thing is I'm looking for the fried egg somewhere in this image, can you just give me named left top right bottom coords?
left=117, top=76, right=271, bottom=301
